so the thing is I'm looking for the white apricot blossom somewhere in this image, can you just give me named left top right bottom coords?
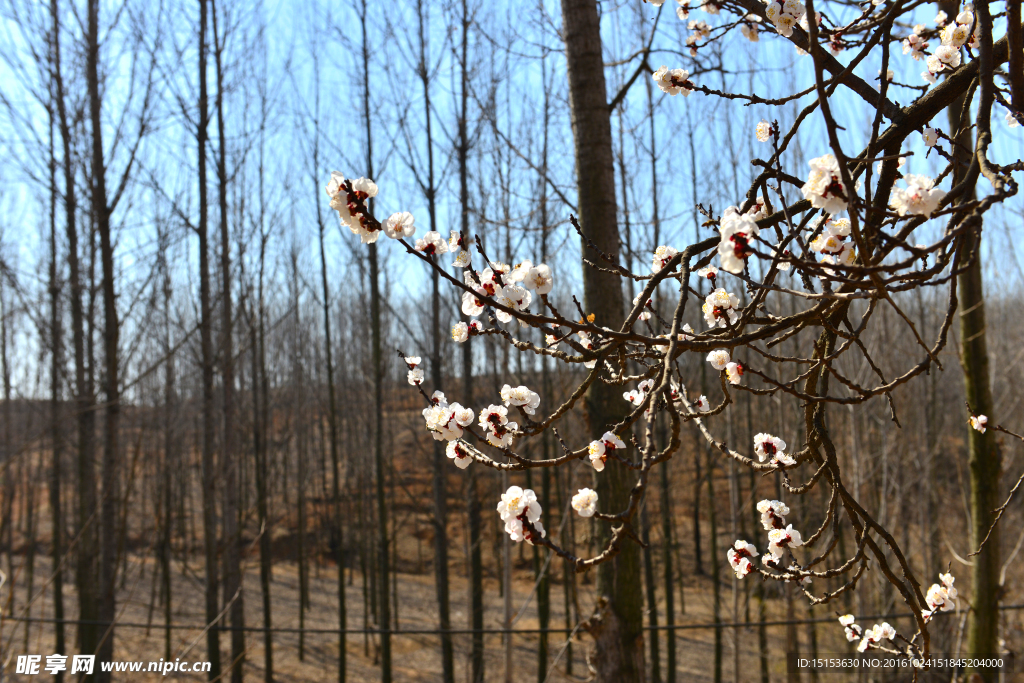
left=970, top=414, right=988, bottom=433
left=756, top=120, right=772, bottom=142
left=446, top=441, right=473, bottom=469
left=497, top=486, right=545, bottom=544
left=451, top=321, right=469, bottom=343
left=767, top=524, right=803, bottom=558
left=725, top=361, right=744, bottom=385
left=501, top=384, right=541, bottom=415
left=923, top=126, right=938, bottom=146
left=702, top=288, right=741, bottom=328
left=652, top=66, right=694, bottom=96
left=727, top=540, right=759, bottom=578
left=718, top=207, right=760, bottom=274
left=479, top=404, right=519, bottom=448
left=754, top=433, right=788, bottom=463
left=383, top=211, right=415, bottom=239
left=652, top=245, right=679, bottom=272
left=571, top=488, right=599, bottom=518
left=757, top=499, right=790, bottom=530
left=326, top=172, right=381, bottom=243
left=839, top=615, right=863, bottom=642
left=801, top=154, right=850, bottom=215
left=415, top=231, right=450, bottom=256
left=707, top=348, right=731, bottom=371
left=588, top=431, right=627, bottom=472
left=890, top=174, right=946, bottom=217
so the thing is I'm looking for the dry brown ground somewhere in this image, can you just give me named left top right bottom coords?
left=4, top=551, right=1022, bottom=682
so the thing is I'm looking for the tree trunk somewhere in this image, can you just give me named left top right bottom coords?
left=54, top=0, right=98, bottom=661
left=413, top=3, right=455, bottom=679
left=87, top=0, right=120, bottom=673
left=456, top=2, right=483, bottom=678
left=935, top=10, right=1000, bottom=672
left=357, top=1, right=391, bottom=677
left=46, top=75, right=66, bottom=681
left=196, top=0, right=222, bottom=676
left=211, top=3, right=243, bottom=678
left=559, top=1, right=643, bottom=679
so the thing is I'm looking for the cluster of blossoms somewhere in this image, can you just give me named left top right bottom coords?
left=633, top=294, right=653, bottom=321
left=764, top=0, right=805, bottom=37
left=448, top=230, right=472, bottom=267
left=571, top=488, right=599, bottom=518
left=497, top=486, right=546, bottom=544
left=706, top=348, right=744, bottom=385
left=809, top=216, right=857, bottom=274
left=623, top=378, right=709, bottom=417
left=652, top=66, right=694, bottom=96
left=460, top=261, right=552, bottom=326
left=801, top=154, right=850, bottom=216
left=588, top=431, right=627, bottom=472
left=451, top=319, right=484, bottom=343
left=835, top=574, right=955, bottom=649
left=478, top=404, right=519, bottom=448
left=623, top=378, right=656, bottom=407
left=730, top=500, right=803, bottom=578
left=760, top=499, right=803, bottom=566
left=422, top=391, right=475, bottom=442
left=501, top=384, right=541, bottom=415
left=969, top=414, right=988, bottom=433
left=717, top=206, right=760, bottom=273
left=902, top=24, right=929, bottom=61
left=855, top=619, right=897, bottom=652
left=839, top=614, right=863, bottom=642
left=577, top=330, right=598, bottom=368
left=922, top=6, right=977, bottom=83
left=726, top=540, right=759, bottom=578
left=754, top=432, right=795, bottom=467
left=702, top=288, right=741, bottom=328
left=652, top=245, right=678, bottom=272
left=890, top=174, right=946, bottom=218
left=924, top=572, right=958, bottom=619
left=415, top=231, right=449, bottom=256
left=404, top=356, right=424, bottom=386
left=686, top=20, right=711, bottom=54
left=326, top=173, right=381, bottom=243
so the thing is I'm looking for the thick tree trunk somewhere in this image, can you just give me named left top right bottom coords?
left=934, top=11, right=1000, bottom=672
left=456, top=2, right=483, bottom=677
left=559, top=1, right=643, bottom=679
left=87, top=0, right=120, bottom=674
left=196, top=0, right=222, bottom=677
left=54, top=0, right=98, bottom=662
left=211, top=3, right=243, bottom=678
left=415, top=4, right=454, bottom=679
left=357, top=2, right=391, bottom=678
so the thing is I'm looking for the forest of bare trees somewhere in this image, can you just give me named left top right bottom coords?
left=0, top=0, right=1022, bottom=681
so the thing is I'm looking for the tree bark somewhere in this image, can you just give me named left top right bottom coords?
left=196, top=0, right=222, bottom=677
left=211, top=2, right=243, bottom=679
left=53, top=0, right=98, bottom=664
left=87, top=0, right=120, bottom=674
left=46, top=60, right=66, bottom=680
left=559, top=1, right=643, bottom=679
left=935, top=10, right=1000, bottom=673
left=456, top=1, right=483, bottom=678
left=357, top=0, right=391, bottom=677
